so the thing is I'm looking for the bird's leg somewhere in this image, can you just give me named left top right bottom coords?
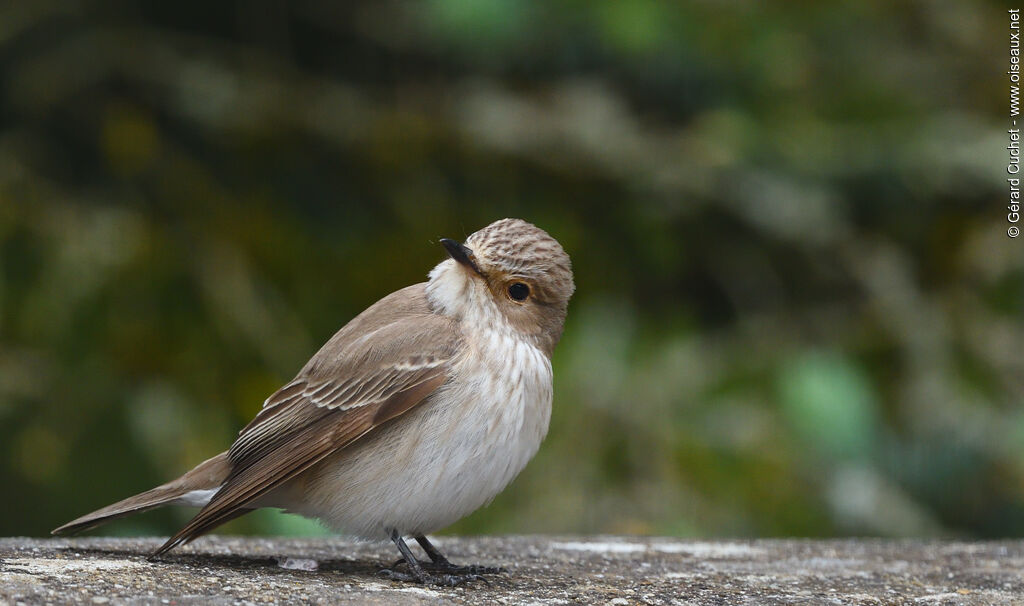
left=415, top=535, right=506, bottom=575
left=378, top=529, right=488, bottom=586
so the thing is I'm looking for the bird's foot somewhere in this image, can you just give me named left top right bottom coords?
left=377, top=567, right=489, bottom=587
left=382, top=530, right=503, bottom=586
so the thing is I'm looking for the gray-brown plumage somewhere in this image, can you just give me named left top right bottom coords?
left=53, top=218, right=574, bottom=585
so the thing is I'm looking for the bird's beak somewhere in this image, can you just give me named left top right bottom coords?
left=440, top=238, right=484, bottom=277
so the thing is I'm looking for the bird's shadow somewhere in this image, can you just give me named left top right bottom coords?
left=67, top=545, right=384, bottom=578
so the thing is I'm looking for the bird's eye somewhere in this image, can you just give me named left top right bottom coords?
left=507, top=282, right=530, bottom=302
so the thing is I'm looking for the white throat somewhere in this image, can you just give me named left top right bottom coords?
left=425, top=259, right=504, bottom=330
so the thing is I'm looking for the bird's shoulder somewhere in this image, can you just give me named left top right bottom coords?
left=296, top=282, right=461, bottom=382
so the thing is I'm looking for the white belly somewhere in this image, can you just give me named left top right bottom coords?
left=272, top=332, right=552, bottom=539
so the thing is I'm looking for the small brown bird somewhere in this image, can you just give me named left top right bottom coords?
left=54, top=218, right=575, bottom=585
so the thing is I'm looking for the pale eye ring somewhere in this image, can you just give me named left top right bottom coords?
left=507, top=282, right=530, bottom=301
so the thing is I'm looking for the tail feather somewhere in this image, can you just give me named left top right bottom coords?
left=52, top=452, right=231, bottom=536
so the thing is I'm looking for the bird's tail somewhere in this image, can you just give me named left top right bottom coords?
left=51, top=452, right=231, bottom=536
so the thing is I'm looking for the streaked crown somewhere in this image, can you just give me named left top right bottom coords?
left=465, top=218, right=575, bottom=310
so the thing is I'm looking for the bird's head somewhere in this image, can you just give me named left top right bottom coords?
left=427, top=218, right=575, bottom=355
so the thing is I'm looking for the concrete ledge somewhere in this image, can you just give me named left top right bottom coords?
left=1, top=537, right=1022, bottom=605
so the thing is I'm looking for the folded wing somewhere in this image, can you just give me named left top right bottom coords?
left=153, top=311, right=460, bottom=555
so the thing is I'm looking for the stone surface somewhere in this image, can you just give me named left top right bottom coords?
left=1, top=536, right=1022, bottom=605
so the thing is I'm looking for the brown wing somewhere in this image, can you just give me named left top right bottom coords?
left=153, top=309, right=460, bottom=556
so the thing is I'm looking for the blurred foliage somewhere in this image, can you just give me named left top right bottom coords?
left=0, top=1, right=1020, bottom=540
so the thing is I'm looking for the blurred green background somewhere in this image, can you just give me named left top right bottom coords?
left=1, top=1, right=1020, bottom=540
